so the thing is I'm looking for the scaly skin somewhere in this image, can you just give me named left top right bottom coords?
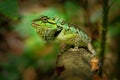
left=32, top=16, right=93, bottom=53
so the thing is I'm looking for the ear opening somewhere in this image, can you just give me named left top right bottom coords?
left=54, top=30, right=62, bottom=37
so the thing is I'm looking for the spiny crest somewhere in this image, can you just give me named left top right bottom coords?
left=52, top=16, right=90, bottom=43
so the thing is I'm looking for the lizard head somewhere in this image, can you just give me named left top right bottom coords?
left=32, top=16, right=63, bottom=43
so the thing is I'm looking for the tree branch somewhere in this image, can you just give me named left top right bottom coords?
left=52, top=48, right=96, bottom=80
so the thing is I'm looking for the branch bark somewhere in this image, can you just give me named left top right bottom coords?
left=52, top=48, right=95, bottom=80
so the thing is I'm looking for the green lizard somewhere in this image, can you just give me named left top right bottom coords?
left=32, top=16, right=95, bottom=54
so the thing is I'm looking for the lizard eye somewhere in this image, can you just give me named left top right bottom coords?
left=32, top=16, right=49, bottom=22
left=41, top=16, right=49, bottom=23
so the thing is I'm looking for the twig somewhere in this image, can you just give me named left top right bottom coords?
left=100, top=0, right=109, bottom=78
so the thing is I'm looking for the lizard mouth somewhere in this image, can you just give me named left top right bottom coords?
left=32, top=22, right=41, bottom=28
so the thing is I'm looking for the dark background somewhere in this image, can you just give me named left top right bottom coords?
left=0, top=0, right=120, bottom=80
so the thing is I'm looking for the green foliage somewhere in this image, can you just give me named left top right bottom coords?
left=108, top=24, right=120, bottom=37
left=0, top=0, right=19, bottom=20
left=40, top=1, right=80, bottom=21
left=115, top=0, right=120, bottom=3
left=63, top=1, right=80, bottom=20
left=40, top=7, right=66, bottom=20
left=0, top=54, right=23, bottom=80
left=93, top=40, right=101, bottom=54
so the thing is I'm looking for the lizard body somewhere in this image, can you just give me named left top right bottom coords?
left=32, top=16, right=95, bottom=54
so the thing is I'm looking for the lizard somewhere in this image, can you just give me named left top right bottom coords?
left=32, top=16, right=101, bottom=79
left=32, top=15, right=95, bottom=55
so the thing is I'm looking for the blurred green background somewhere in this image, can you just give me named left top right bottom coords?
left=0, top=0, right=120, bottom=80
